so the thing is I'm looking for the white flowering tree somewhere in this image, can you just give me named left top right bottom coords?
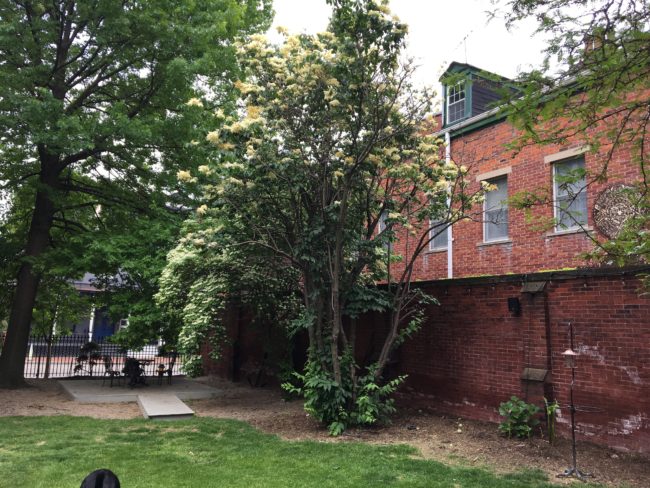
left=164, top=0, right=485, bottom=434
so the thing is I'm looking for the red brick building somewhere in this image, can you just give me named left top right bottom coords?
left=390, top=62, right=643, bottom=281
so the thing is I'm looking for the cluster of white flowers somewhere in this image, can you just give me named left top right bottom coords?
left=205, top=131, right=220, bottom=144
left=185, top=98, right=203, bottom=108
left=223, top=162, right=245, bottom=171
left=234, top=80, right=261, bottom=95
left=177, top=170, right=192, bottom=182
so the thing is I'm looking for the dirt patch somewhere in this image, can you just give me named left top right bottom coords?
left=1, top=378, right=648, bottom=487
left=0, top=379, right=140, bottom=419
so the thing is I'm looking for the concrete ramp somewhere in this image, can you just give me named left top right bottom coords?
left=137, top=394, right=195, bottom=420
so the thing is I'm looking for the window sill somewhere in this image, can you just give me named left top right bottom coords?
left=476, top=239, right=512, bottom=248
left=545, top=226, right=593, bottom=238
left=427, top=247, right=448, bottom=254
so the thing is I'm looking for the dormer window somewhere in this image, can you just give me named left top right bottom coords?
left=441, top=62, right=516, bottom=129
left=446, top=82, right=466, bottom=125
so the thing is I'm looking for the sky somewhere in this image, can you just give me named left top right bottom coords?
left=269, top=0, right=547, bottom=95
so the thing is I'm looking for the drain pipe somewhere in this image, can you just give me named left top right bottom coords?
left=445, top=131, right=453, bottom=279
left=88, top=306, right=96, bottom=342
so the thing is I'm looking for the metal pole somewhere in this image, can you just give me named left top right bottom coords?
left=558, top=321, right=591, bottom=482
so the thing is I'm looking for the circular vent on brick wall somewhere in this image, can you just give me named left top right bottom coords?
left=593, top=184, right=641, bottom=238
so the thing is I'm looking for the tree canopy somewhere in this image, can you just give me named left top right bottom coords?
left=0, top=0, right=272, bottom=386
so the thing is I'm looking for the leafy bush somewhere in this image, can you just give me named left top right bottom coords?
left=498, top=396, right=540, bottom=438
left=282, top=359, right=404, bottom=436
left=182, top=355, right=204, bottom=378
left=544, top=398, right=560, bottom=444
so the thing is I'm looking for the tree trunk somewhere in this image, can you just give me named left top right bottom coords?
left=0, top=180, right=56, bottom=387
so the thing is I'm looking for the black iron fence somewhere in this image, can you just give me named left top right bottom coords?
left=0, top=334, right=186, bottom=379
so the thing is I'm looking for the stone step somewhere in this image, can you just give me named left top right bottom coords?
left=137, top=393, right=194, bottom=420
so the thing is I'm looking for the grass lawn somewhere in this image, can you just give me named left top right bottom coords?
left=0, top=416, right=591, bottom=488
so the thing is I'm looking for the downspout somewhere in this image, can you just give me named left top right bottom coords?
left=445, top=131, right=453, bottom=279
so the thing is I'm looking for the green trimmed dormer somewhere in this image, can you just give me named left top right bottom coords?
left=440, top=62, right=513, bottom=128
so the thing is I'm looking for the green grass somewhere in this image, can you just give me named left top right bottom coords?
left=0, top=416, right=587, bottom=488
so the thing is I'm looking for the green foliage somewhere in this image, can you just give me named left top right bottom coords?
left=498, top=396, right=541, bottom=439
left=544, top=398, right=560, bottom=444
left=0, top=0, right=273, bottom=381
left=0, top=416, right=570, bottom=488
left=181, top=355, right=204, bottom=378
left=156, top=215, right=302, bottom=364
left=283, top=358, right=404, bottom=436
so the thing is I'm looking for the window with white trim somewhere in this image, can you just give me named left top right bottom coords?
left=446, top=83, right=466, bottom=125
left=484, top=176, right=509, bottom=241
left=553, top=156, right=587, bottom=230
left=377, top=211, right=391, bottom=250
left=429, top=219, right=448, bottom=250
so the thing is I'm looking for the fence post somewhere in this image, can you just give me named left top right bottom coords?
left=35, top=338, right=42, bottom=378
left=44, top=333, right=54, bottom=379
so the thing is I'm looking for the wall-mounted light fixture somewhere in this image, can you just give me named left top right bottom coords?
left=507, top=297, right=521, bottom=316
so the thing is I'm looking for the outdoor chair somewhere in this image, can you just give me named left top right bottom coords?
left=157, top=353, right=177, bottom=385
left=102, top=356, right=122, bottom=387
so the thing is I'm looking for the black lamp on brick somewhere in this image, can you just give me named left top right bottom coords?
left=507, top=297, right=521, bottom=316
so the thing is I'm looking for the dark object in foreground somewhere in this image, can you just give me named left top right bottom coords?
left=80, top=469, right=121, bottom=488
left=123, top=357, right=147, bottom=388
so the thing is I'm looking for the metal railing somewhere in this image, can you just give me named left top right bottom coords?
left=0, top=334, right=186, bottom=379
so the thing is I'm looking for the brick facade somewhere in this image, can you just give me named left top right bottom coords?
left=205, top=269, right=650, bottom=454
left=388, top=114, right=643, bottom=282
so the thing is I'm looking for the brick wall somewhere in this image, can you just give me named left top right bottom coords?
left=203, top=268, right=650, bottom=454
left=387, top=116, right=643, bottom=281
left=367, top=269, right=650, bottom=454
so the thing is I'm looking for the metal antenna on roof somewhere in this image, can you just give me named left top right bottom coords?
left=464, top=36, right=468, bottom=63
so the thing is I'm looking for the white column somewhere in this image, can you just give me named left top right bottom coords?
left=88, top=306, right=96, bottom=342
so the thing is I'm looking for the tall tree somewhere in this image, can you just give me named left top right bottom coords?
left=161, top=0, right=485, bottom=434
left=497, top=0, right=649, bottom=277
left=0, top=0, right=271, bottom=387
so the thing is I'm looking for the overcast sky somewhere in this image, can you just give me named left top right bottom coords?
left=269, top=0, right=547, bottom=96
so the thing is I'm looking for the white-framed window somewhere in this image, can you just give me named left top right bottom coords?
left=429, top=219, right=448, bottom=251
left=484, top=176, right=509, bottom=241
left=446, top=82, right=466, bottom=125
left=377, top=211, right=391, bottom=250
left=553, top=156, right=587, bottom=230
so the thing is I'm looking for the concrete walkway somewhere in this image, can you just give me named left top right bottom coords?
left=59, top=377, right=219, bottom=403
left=58, top=377, right=220, bottom=420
